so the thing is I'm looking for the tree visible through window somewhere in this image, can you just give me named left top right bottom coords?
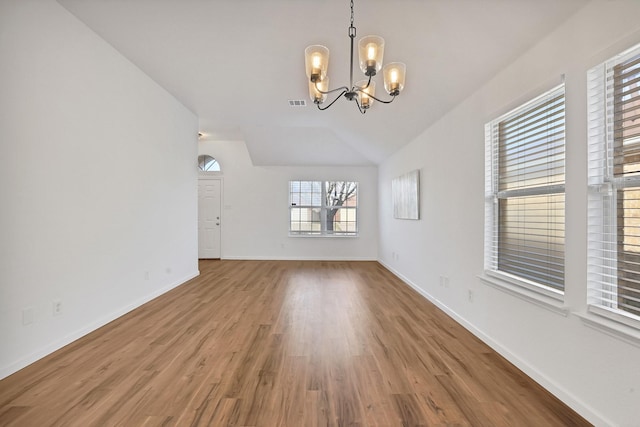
left=289, top=181, right=358, bottom=236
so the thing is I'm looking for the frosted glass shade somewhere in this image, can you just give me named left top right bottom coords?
left=356, top=80, right=375, bottom=109
left=358, top=36, right=384, bottom=76
left=309, top=77, right=329, bottom=104
left=305, top=45, right=329, bottom=82
left=383, top=62, right=406, bottom=95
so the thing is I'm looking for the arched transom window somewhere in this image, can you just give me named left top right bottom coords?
left=198, top=155, right=220, bottom=172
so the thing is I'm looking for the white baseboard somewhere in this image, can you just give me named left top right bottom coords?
left=0, top=270, right=199, bottom=380
left=377, top=259, right=611, bottom=427
left=221, top=255, right=377, bottom=261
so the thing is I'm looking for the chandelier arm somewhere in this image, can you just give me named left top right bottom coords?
left=356, top=74, right=373, bottom=90
left=317, top=90, right=348, bottom=110
left=354, top=97, right=366, bottom=115
left=314, top=80, right=349, bottom=95
left=364, top=93, right=398, bottom=104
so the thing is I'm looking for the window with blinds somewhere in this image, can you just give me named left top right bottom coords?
left=588, top=43, right=640, bottom=325
left=485, top=85, right=566, bottom=293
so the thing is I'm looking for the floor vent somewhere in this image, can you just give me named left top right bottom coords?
left=288, top=99, right=307, bottom=107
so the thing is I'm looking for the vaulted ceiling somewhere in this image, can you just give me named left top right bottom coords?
left=58, top=0, right=588, bottom=166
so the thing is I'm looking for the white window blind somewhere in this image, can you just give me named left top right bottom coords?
left=588, top=43, right=640, bottom=324
left=485, top=85, right=566, bottom=292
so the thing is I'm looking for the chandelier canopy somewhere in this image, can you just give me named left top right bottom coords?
left=304, top=0, right=406, bottom=114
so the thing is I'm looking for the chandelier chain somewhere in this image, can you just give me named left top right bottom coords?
left=350, top=0, right=354, bottom=28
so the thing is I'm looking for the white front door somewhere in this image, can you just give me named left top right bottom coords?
left=198, top=178, right=221, bottom=259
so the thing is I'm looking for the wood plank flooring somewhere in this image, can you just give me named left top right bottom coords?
left=0, top=260, right=590, bottom=426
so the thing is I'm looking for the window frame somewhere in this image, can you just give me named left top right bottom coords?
left=484, top=84, right=566, bottom=299
left=197, top=154, right=222, bottom=174
left=587, top=42, right=640, bottom=330
left=288, top=180, right=358, bottom=237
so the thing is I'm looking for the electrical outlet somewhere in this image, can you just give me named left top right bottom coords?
left=468, top=290, right=474, bottom=303
left=166, top=267, right=172, bottom=275
left=52, top=299, right=62, bottom=316
left=144, top=271, right=150, bottom=280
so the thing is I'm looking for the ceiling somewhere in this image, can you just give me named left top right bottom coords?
left=57, top=0, right=588, bottom=166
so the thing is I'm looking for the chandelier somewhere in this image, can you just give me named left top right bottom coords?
left=304, top=0, right=406, bottom=114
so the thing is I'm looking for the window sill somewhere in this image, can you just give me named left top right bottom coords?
left=575, top=306, right=640, bottom=348
left=288, top=233, right=359, bottom=238
left=478, top=271, right=568, bottom=316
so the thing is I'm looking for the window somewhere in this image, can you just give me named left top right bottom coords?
left=485, top=85, right=566, bottom=294
left=289, top=181, right=357, bottom=236
left=588, top=43, right=640, bottom=326
left=198, top=155, right=220, bottom=172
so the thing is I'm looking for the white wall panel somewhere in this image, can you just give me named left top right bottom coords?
left=0, top=0, right=198, bottom=378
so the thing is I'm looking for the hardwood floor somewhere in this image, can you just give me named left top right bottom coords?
left=0, top=260, right=590, bottom=426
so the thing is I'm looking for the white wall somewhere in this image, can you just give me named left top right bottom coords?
left=0, top=0, right=199, bottom=378
left=378, top=2, right=640, bottom=426
left=199, top=140, right=378, bottom=260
